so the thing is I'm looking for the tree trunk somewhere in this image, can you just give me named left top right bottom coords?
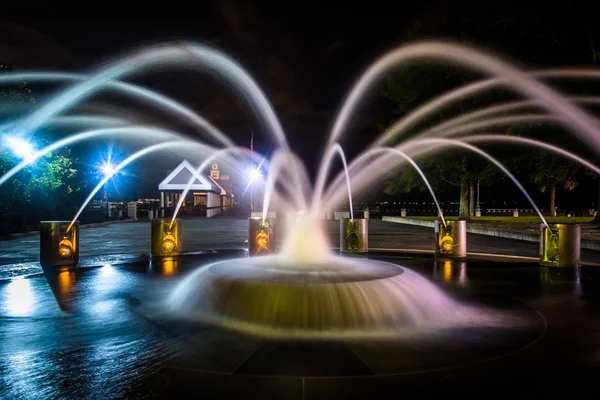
left=593, top=181, right=600, bottom=224
left=469, top=182, right=475, bottom=216
left=550, top=182, right=556, bottom=217
left=459, top=183, right=470, bottom=220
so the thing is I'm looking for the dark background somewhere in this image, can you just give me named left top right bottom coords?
left=1, top=0, right=600, bottom=208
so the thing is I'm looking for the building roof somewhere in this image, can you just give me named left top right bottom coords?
left=158, top=160, right=220, bottom=192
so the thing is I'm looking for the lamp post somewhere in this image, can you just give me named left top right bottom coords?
left=101, top=162, right=115, bottom=220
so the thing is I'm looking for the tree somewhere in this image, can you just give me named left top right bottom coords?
left=385, top=154, right=496, bottom=219
left=524, top=150, right=581, bottom=215
left=381, top=1, right=600, bottom=219
left=0, top=63, right=82, bottom=232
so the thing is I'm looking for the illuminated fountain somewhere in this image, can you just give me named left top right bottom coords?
left=1, top=40, right=599, bottom=338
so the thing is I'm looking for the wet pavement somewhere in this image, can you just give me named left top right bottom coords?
left=1, top=251, right=600, bottom=398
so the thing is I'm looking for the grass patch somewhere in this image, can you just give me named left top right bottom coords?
left=402, top=215, right=593, bottom=228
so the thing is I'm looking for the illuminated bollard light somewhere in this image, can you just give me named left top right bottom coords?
left=513, top=209, right=519, bottom=217
left=249, top=217, right=275, bottom=256
left=435, top=220, right=467, bottom=258
left=40, top=221, right=79, bottom=269
left=401, top=208, right=407, bottom=217
left=540, top=223, right=580, bottom=267
left=151, top=218, right=182, bottom=257
left=340, top=218, right=368, bottom=253
left=475, top=207, right=481, bottom=217
left=364, top=207, right=370, bottom=219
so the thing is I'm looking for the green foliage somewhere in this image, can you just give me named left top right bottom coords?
left=525, top=150, right=580, bottom=193
left=0, top=143, right=80, bottom=212
left=0, top=62, right=36, bottom=115
left=0, top=63, right=85, bottom=231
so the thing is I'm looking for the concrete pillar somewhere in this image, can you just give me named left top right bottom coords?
left=148, top=210, right=154, bottom=219
left=435, top=220, right=467, bottom=258
left=249, top=217, right=275, bottom=256
left=401, top=208, right=407, bottom=217
left=160, top=191, right=165, bottom=217
left=540, top=223, right=580, bottom=267
left=118, top=210, right=123, bottom=219
left=40, top=221, right=79, bottom=269
left=127, top=201, right=137, bottom=220
left=334, top=211, right=350, bottom=220
left=340, top=218, right=368, bottom=253
left=151, top=218, right=182, bottom=257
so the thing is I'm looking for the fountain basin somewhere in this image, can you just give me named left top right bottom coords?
left=167, top=255, right=465, bottom=338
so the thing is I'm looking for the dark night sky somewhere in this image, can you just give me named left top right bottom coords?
left=1, top=1, right=600, bottom=206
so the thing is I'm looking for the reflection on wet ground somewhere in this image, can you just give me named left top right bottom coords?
left=1, top=252, right=600, bottom=398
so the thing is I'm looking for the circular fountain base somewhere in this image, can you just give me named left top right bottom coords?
left=168, top=255, right=477, bottom=338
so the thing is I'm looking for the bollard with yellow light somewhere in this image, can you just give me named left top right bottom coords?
left=435, top=220, right=467, bottom=258
left=248, top=217, right=275, bottom=256
left=151, top=218, right=182, bottom=257
left=340, top=218, right=368, bottom=253
left=40, top=221, right=80, bottom=269
left=540, top=223, right=580, bottom=267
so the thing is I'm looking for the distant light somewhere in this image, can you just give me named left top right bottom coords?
left=4, top=135, right=34, bottom=160
left=101, top=162, right=115, bottom=177
left=249, top=168, right=261, bottom=179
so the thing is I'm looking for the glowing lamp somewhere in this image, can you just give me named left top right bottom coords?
left=435, top=220, right=466, bottom=258
left=249, top=217, right=275, bottom=256
left=540, top=224, right=580, bottom=267
left=151, top=218, right=182, bottom=257
left=40, top=221, right=79, bottom=269
left=58, top=236, right=74, bottom=258
left=440, top=234, right=454, bottom=253
left=340, top=218, right=368, bottom=253
left=162, top=231, right=177, bottom=253
left=101, top=162, right=115, bottom=177
left=4, top=135, right=34, bottom=160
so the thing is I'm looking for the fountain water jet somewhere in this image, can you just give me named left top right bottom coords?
left=0, top=126, right=186, bottom=187
left=169, top=147, right=255, bottom=230
left=68, top=140, right=218, bottom=232
left=11, top=40, right=600, bottom=339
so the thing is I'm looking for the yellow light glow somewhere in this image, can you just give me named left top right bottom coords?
left=546, top=233, right=560, bottom=262
left=58, top=237, right=73, bottom=258
left=443, top=260, right=452, bottom=282
left=162, top=231, right=177, bottom=253
left=255, top=229, right=270, bottom=255
left=440, top=234, right=454, bottom=253
left=162, top=259, right=177, bottom=276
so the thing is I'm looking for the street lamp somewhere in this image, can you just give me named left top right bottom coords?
left=101, top=162, right=115, bottom=177
left=3, top=135, right=34, bottom=160
left=99, top=161, right=116, bottom=220
left=247, top=166, right=261, bottom=213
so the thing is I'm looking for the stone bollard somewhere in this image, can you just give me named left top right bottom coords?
left=127, top=201, right=137, bottom=221
left=475, top=207, right=481, bottom=217
left=513, top=209, right=519, bottom=217
left=435, top=220, right=467, bottom=258
left=40, top=221, right=80, bottom=269
left=364, top=207, right=370, bottom=219
left=340, top=218, right=368, bottom=253
left=540, top=223, right=580, bottom=267
left=249, top=217, right=275, bottom=256
left=401, top=208, right=407, bottom=217
left=151, top=218, right=182, bottom=257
